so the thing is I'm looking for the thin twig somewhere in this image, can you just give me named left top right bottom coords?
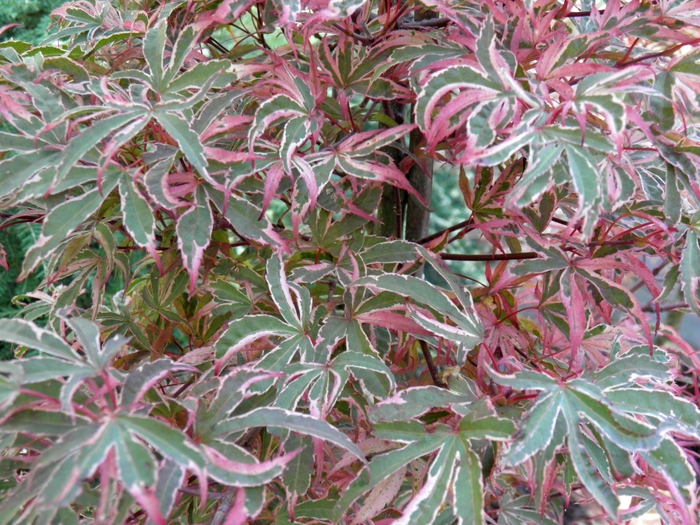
left=419, top=340, right=447, bottom=388
left=617, top=38, right=700, bottom=67
left=398, top=18, right=449, bottom=29
left=418, top=218, right=472, bottom=245
left=564, top=9, right=605, bottom=18
left=179, top=486, right=225, bottom=499
left=210, top=487, right=238, bottom=525
left=441, top=252, right=538, bottom=261
left=642, top=302, right=688, bottom=313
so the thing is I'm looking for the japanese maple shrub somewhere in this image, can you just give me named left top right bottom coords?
left=1, top=0, right=700, bottom=523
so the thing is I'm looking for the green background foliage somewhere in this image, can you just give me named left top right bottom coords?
left=0, top=0, right=63, bottom=43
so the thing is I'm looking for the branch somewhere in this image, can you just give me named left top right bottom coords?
left=617, top=37, right=700, bottom=67
left=642, top=302, right=688, bottom=313
left=418, top=218, right=472, bottom=245
left=397, top=17, right=449, bottom=29
left=440, top=252, right=538, bottom=261
left=564, top=9, right=605, bottom=17
left=419, top=340, right=447, bottom=388
left=179, top=486, right=225, bottom=499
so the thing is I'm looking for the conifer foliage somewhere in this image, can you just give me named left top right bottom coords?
left=1, top=0, right=700, bottom=523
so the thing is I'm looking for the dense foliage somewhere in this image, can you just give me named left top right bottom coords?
left=1, top=0, right=700, bottom=523
left=0, top=0, right=65, bottom=44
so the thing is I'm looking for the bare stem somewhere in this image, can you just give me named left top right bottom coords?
left=441, top=252, right=537, bottom=261
left=419, top=340, right=447, bottom=388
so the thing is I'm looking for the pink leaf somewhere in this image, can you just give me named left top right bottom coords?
left=223, top=487, right=247, bottom=525
left=203, top=445, right=300, bottom=476
left=0, top=243, right=7, bottom=272
left=355, top=311, right=433, bottom=338
left=560, top=270, right=586, bottom=371
left=130, top=487, right=166, bottom=525
left=203, top=147, right=258, bottom=164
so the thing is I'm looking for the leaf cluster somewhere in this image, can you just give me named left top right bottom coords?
left=1, top=0, right=700, bottom=523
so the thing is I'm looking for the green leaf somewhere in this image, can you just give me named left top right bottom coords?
left=114, top=423, right=157, bottom=490
left=641, top=438, right=696, bottom=504
left=197, top=369, right=276, bottom=437
left=203, top=440, right=295, bottom=486
left=0, top=150, right=61, bottom=199
left=119, top=415, right=205, bottom=473
left=166, top=60, right=230, bottom=94
left=414, top=65, right=497, bottom=131
left=606, top=388, right=700, bottom=439
left=0, top=319, right=78, bottom=361
left=249, top=95, right=306, bottom=146
left=161, top=25, right=198, bottom=88
left=592, top=346, right=669, bottom=390
left=266, top=254, right=302, bottom=329
left=361, top=240, right=419, bottom=265
left=154, top=110, right=208, bottom=176
left=214, top=315, right=297, bottom=368
left=513, top=143, right=562, bottom=206
left=296, top=498, right=338, bottom=521
left=333, top=436, right=443, bottom=520
left=487, top=366, right=559, bottom=391
left=149, top=460, right=184, bottom=524
left=0, top=409, right=86, bottom=436
left=215, top=407, right=365, bottom=464
left=564, top=144, right=601, bottom=234
left=370, top=386, right=472, bottom=424
left=21, top=171, right=120, bottom=277
left=352, top=273, right=481, bottom=343
left=177, top=186, right=213, bottom=293
left=581, top=431, right=612, bottom=484
left=0, top=363, right=21, bottom=412
left=14, top=356, right=91, bottom=384
left=566, top=426, right=618, bottom=518
left=143, top=19, right=167, bottom=90
left=458, top=407, right=516, bottom=440
left=504, top=394, right=561, bottom=466
left=62, top=315, right=102, bottom=366
left=120, top=359, right=184, bottom=409
left=282, top=434, right=314, bottom=495
left=207, top=187, right=287, bottom=249
left=57, top=111, right=146, bottom=184
left=665, top=164, right=682, bottom=224
left=453, top=443, right=485, bottom=525
left=681, top=229, right=700, bottom=318
left=651, top=71, right=675, bottom=132
left=395, top=440, right=457, bottom=524
left=566, top=381, right=659, bottom=452
left=119, top=176, right=156, bottom=249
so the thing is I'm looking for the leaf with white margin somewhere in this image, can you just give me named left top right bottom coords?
left=119, top=175, right=156, bottom=251
left=0, top=319, right=79, bottom=361
left=266, top=253, right=303, bottom=330
left=370, top=386, right=473, bottom=424
left=177, top=185, right=213, bottom=294
left=21, top=171, right=120, bottom=278
left=214, top=315, right=298, bottom=372
left=215, top=407, right=365, bottom=464
left=681, top=228, right=700, bottom=318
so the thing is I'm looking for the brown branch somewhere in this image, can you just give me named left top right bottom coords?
left=331, top=23, right=373, bottom=44
left=617, top=37, right=700, bottom=67
left=210, top=487, right=239, bottom=525
left=565, top=9, right=604, bottom=17
left=642, top=302, right=688, bottom=313
left=419, top=340, right=447, bottom=388
left=179, top=486, right=225, bottom=499
left=440, top=252, right=538, bottom=261
left=418, top=218, right=472, bottom=245
left=398, top=17, right=449, bottom=29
